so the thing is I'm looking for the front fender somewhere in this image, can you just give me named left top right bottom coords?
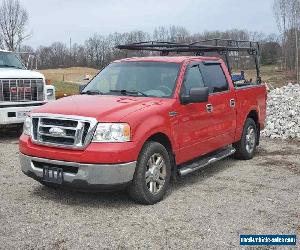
left=131, top=114, right=178, bottom=156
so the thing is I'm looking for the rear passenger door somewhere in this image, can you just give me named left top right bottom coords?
left=199, top=61, right=236, bottom=148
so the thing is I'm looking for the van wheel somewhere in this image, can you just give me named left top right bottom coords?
left=17, top=124, right=24, bottom=136
left=129, top=141, right=171, bottom=205
left=233, top=118, right=257, bottom=160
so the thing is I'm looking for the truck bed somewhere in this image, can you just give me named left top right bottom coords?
left=234, top=82, right=261, bottom=89
left=234, top=84, right=267, bottom=142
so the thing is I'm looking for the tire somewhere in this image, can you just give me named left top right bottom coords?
left=233, top=118, right=257, bottom=160
left=129, top=141, right=171, bottom=205
left=17, top=125, right=23, bottom=136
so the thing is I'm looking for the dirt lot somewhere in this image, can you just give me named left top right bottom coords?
left=0, top=132, right=299, bottom=249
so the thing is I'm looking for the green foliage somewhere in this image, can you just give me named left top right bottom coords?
left=52, top=81, right=79, bottom=98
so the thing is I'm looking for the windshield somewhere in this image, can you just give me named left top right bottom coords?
left=82, top=62, right=180, bottom=98
left=0, top=51, right=25, bottom=69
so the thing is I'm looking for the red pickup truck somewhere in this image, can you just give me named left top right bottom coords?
left=19, top=40, right=266, bottom=204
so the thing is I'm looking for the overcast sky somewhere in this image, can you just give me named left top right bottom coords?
left=20, top=0, right=278, bottom=48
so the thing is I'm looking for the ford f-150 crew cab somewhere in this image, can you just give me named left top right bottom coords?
left=19, top=40, right=266, bottom=204
left=0, top=50, right=55, bottom=127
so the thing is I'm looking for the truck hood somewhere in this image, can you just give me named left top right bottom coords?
left=32, top=95, right=168, bottom=121
left=0, top=68, right=45, bottom=79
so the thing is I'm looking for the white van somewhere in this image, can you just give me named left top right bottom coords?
left=0, top=50, right=55, bottom=127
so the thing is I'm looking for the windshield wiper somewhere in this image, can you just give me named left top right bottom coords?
left=0, top=64, right=23, bottom=69
left=81, top=90, right=103, bottom=95
left=109, top=89, right=148, bottom=97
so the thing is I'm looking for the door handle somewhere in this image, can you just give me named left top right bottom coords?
left=206, top=104, right=213, bottom=113
left=230, top=99, right=235, bottom=108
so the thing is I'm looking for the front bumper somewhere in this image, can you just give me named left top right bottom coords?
left=0, top=102, right=46, bottom=125
left=19, top=134, right=139, bottom=164
left=20, top=153, right=136, bottom=189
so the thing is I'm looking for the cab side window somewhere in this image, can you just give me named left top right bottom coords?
left=181, top=65, right=205, bottom=95
left=200, top=64, right=229, bottom=94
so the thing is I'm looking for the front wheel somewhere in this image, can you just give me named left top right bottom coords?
left=233, top=118, right=258, bottom=160
left=129, top=141, right=171, bottom=205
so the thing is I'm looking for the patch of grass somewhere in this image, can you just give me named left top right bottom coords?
left=238, top=65, right=297, bottom=88
left=52, top=81, right=80, bottom=99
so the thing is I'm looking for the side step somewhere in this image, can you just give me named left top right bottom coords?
left=178, top=146, right=236, bottom=176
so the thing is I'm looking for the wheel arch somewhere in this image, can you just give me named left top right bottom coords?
left=146, top=133, right=172, bottom=153
left=145, top=132, right=177, bottom=179
left=246, top=109, right=260, bottom=145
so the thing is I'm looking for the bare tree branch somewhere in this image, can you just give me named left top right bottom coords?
left=0, top=0, right=30, bottom=51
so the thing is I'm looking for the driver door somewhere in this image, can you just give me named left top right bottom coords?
left=177, top=63, right=214, bottom=163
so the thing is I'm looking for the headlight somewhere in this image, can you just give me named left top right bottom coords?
left=23, top=116, right=32, bottom=136
left=92, top=123, right=131, bottom=142
left=46, top=88, right=55, bottom=100
left=47, top=88, right=54, bottom=97
left=46, top=85, right=55, bottom=101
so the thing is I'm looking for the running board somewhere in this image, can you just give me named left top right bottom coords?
left=178, top=147, right=236, bottom=176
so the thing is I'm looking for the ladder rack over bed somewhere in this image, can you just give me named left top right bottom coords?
left=116, top=38, right=261, bottom=83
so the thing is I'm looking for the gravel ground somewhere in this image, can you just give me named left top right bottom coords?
left=262, top=83, right=300, bottom=140
left=0, top=131, right=299, bottom=250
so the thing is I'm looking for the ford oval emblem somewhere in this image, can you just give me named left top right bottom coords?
left=49, top=127, right=66, bottom=136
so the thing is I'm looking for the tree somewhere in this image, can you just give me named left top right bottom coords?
left=289, top=0, right=300, bottom=82
left=33, top=27, right=282, bottom=70
left=0, top=0, right=29, bottom=51
left=261, top=41, right=281, bottom=65
left=71, top=43, right=87, bottom=67
left=273, top=0, right=300, bottom=75
left=169, top=26, right=190, bottom=43
left=0, top=35, right=3, bottom=49
left=273, top=0, right=289, bottom=70
left=153, top=26, right=170, bottom=41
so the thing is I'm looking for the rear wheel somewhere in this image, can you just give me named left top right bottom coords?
left=233, top=118, right=257, bottom=160
left=129, top=141, right=171, bottom=205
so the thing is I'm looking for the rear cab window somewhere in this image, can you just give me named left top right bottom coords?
left=199, top=63, right=229, bottom=94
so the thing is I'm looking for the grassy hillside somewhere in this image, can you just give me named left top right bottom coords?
left=39, top=67, right=99, bottom=83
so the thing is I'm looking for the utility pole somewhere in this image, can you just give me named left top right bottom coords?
left=291, top=1, right=299, bottom=83
left=69, top=37, right=72, bottom=68
left=293, top=5, right=299, bottom=84
left=296, top=24, right=299, bottom=83
left=295, top=5, right=299, bottom=84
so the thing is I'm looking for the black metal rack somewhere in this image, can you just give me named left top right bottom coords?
left=116, top=39, right=261, bottom=82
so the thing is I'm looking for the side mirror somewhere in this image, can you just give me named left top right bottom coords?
left=180, top=87, right=209, bottom=104
left=79, top=84, right=87, bottom=93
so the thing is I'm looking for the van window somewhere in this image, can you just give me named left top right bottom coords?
left=200, top=64, right=229, bottom=93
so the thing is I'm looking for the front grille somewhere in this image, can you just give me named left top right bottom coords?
left=31, top=115, right=98, bottom=149
left=0, top=78, right=44, bottom=102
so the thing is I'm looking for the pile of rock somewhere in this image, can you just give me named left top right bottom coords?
left=262, top=83, right=300, bottom=140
